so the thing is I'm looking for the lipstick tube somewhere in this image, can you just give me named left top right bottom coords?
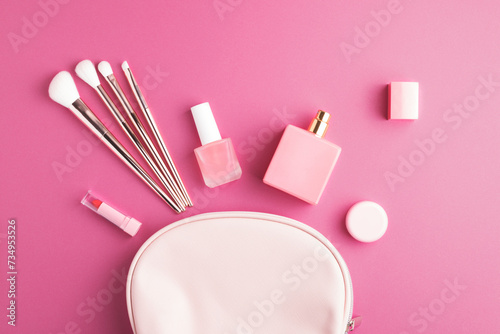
left=81, top=191, right=142, bottom=236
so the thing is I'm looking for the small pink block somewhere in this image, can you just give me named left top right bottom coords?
left=388, top=82, right=419, bottom=120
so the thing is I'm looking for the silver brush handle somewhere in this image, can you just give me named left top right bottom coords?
left=122, top=65, right=193, bottom=206
left=104, top=74, right=187, bottom=208
left=71, top=99, right=183, bottom=213
left=96, top=85, right=184, bottom=206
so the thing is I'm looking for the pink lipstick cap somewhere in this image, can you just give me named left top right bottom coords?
left=388, top=82, right=419, bottom=120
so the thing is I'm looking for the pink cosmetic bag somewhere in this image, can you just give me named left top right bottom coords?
left=127, top=211, right=359, bottom=333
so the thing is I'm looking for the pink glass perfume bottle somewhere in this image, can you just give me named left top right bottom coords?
left=191, top=102, right=242, bottom=188
left=263, top=110, right=341, bottom=204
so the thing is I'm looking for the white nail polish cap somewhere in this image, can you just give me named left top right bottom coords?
left=191, top=102, right=222, bottom=146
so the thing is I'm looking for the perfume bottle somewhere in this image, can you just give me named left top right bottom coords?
left=191, top=102, right=242, bottom=188
left=263, top=110, right=341, bottom=204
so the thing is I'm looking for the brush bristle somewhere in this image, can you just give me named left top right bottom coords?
left=97, top=61, right=113, bottom=77
left=48, top=71, right=80, bottom=108
left=121, top=61, right=130, bottom=71
left=75, top=60, right=100, bottom=89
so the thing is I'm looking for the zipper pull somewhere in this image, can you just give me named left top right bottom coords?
left=346, top=316, right=362, bottom=332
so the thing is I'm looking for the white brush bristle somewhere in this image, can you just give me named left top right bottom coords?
left=48, top=71, right=80, bottom=108
left=121, top=61, right=130, bottom=71
left=75, top=60, right=100, bottom=89
left=98, top=61, right=113, bottom=77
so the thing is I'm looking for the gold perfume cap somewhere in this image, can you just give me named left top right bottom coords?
left=308, top=110, right=331, bottom=138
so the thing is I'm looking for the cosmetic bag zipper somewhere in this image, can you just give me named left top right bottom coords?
left=327, top=239, right=361, bottom=332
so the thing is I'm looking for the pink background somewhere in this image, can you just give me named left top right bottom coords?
left=1, top=0, right=499, bottom=333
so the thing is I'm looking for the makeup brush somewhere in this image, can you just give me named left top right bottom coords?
left=121, top=61, right=193, bottom=207
left=97, top=61, right=188, bottom=208
left=75, top=60, right=184, bottom=209
left=48, top=71, right=183, bottom=213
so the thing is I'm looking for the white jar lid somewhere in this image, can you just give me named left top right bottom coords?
left=346, top=201, right=388, bottom=242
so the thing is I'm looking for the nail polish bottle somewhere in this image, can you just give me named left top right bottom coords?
left=263, top=110, right=341, bottom=204
left=191, top=102, right=242, bottom=188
